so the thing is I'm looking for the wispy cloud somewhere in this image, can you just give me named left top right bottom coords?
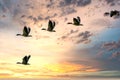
left=60, top=30, right=92, bottom=44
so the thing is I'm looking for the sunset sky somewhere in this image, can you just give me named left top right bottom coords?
left=0, top=0, right=120, bottom=79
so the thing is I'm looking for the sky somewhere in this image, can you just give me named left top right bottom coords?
left=0, top=0, right=120, bottom=79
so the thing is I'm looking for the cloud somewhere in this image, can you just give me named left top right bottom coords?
left=60, top=7, right=77, bottom=16
left=96, top=40, right=120, bottom=58
left=93, top=40, right=120, bottom=71
left=110, top=51, right=120, bottom=61
left=0, top=73, right=12, bottom=77
left=75, top=31, right=92, bottom=44
left=101, top=40, right=120, bottom=51
left=105, top=0, right=120, bottom=6
left=59, top=0, right=91, bottom=7
left=60, top=30, right=92, bottom=44
left=76, top=0, right=92, bottom=6
left=66, top=39, right=120, bottom=72
left=0, top=0, right=92, bottom=26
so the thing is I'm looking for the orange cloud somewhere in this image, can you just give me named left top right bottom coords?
left=0, top=73, right=12, bottom=78
left=86, top=69, right=100, bottom=72
left=44, top=62, right=96, bottom=73
left=0, top=61, right=101, bottom=78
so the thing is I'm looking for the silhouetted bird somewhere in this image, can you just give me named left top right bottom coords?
left=17, top=55, right=31, bottom=65
left=16, top=26, right=31, bottom=37
left=67, top=16, right=83, bottom=26
left=42, top=20, right=56, bottom=32
left=104, top=10, right=120, bottom=18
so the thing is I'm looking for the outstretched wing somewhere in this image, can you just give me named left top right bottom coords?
left=47, top=20, right=53, bottom=31
left=26, top=55, right=31, bottom=64
left=28, top=27, right=31, bottom=34
left=22, top=56, right=28, bottom=64
left=53, top=21, right=55, bottom=28
left=77, top=16, right=81, bottom=23
left=110, top=11, right=114, bottom=17
left=23, top=26, right=28, bottom=36
left=73, top=18, right=79, bottom=25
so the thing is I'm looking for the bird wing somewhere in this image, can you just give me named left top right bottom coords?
left=26, top=55, right=31, bottom=63
left=73, top=18, right=79, bottom=25
left=77, top=16, right=81, bottom=23
left=28, top=27, right=31, bottom=34
left=47, top=20, right=53, bottom=31
left=22, top=56, right=28, bottom=64
left=23, top=26, right=28, bottom=36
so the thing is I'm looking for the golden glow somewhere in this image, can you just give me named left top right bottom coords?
left=44, top=62, right=85, bottom=73
left=0, top=61, right=99, bottom=78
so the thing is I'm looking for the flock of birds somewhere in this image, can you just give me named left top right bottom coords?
left=16, top=16, right=83, bottom=65
left=16, top=16, right=83, bottom=37
left=16, top=10, right=120, bottom=65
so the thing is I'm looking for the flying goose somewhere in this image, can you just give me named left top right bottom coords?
left=67, top=16, right=83, bottom=26
left=42, top=20, right=56, bottom=32
left=17, top=55, right=31, bottom=65
left=16, top=26, right=31, bottom=37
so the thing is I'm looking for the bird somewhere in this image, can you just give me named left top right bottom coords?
left=110, top=10, right=119, bottom=17
left=67, top=16, right=83, bottom=26
left=41, top=20, right=56, bottom=32
left=104, top=10, right=120, bottom=18
left=16, top=26, right=32, bottom=37
left=17, top=55, right=31, bottom=65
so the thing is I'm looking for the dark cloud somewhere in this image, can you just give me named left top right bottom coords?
left=60, top=7, right=77, bottom=16
left=105, top=0, right=120, bottom=6
left=58, top=0, right=91, bottom=16
left=93, top=40, right=120, bottom=71
left=67, top=38, right=120, bottom=72
left=1, top=0, right=12, bottom=9
left=0, top=1, right=7, bottom=13
left=44, top=13, right=58, bottom=20
left=60, top=30, right=77, bottom=41
left=97, top=40, right=120, bottom=58
left=102, top=40, right=120, bottom=51
left=46, top=0, right=54, bottom=8
left=0, top=0, right=92, bottom=26
left=38, top=16, right=43, bottom=20
left=110, top=51, right=120, bottom=61
left=60, top=30, right=92, bottom=44
left=60, top=29, right=79, bottom=39
left=106, top=0, right=114, bottom=3
left=59, top=0, right=91, bottom=7
left=77, top=0, right=92, bottom=6
left=75, top=31, right=92, bottom=44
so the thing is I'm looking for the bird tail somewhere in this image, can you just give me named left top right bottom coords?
left=67, top=22, right=72, bottom=24
left=16, top=34, right=22, bottom=36
left=17, top=62, right=22, bottom=64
